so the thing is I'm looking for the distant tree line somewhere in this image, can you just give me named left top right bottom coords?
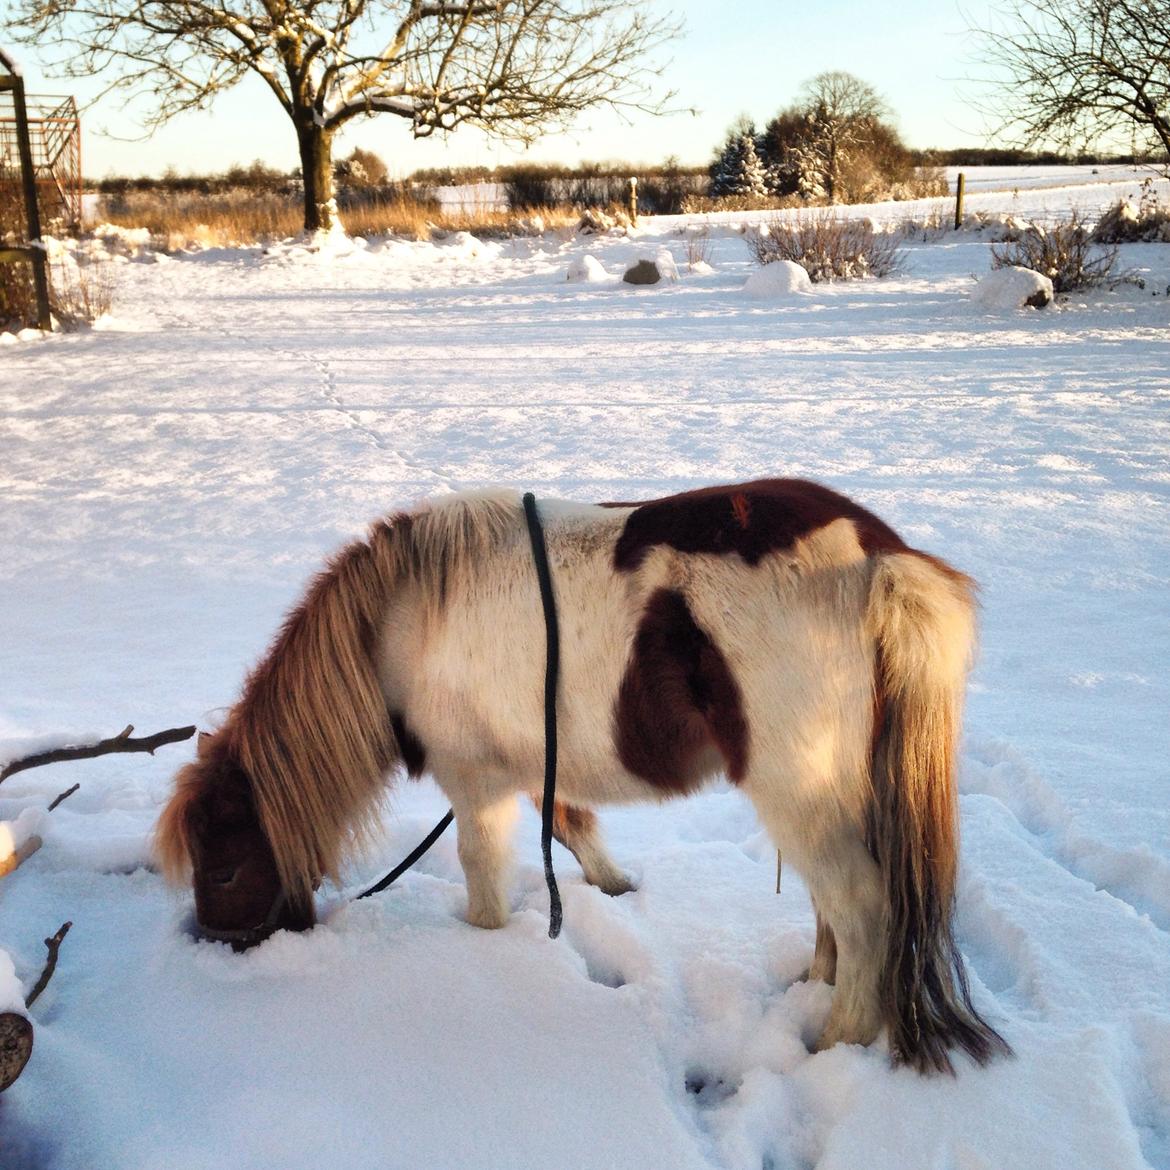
left=907, top=147, right=1167, bottom=167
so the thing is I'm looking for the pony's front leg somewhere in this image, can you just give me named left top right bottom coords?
left=533, top=797, right=635, bottom=896
left=452, top=796, right=519, bottom=929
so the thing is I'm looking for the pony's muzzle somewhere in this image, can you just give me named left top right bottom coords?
left=196, top=890, right=313, bottom=951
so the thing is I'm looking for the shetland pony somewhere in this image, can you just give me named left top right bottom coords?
left=156, top=479, right=1009, bottom=1074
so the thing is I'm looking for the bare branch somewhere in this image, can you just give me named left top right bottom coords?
left=47, top=783, right=81, bottom=813
left=973, top=0, right=1170, bottom=158
left=25, top=922, right=72, bottom=1008
left=0, top=725, right=197, bottom=784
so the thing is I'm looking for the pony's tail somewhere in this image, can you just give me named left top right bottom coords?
left=867, top=551, right=1010, bottom=1074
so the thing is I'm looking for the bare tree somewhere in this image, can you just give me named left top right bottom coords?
left=759, top=72, right=900, bottom=203
left=976, top=0, right=1170, bottom=158
left=11, top=0, right=679, bottom=232
left=795, top=71, right=889, bottom=202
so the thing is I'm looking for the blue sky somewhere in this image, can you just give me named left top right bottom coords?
left=9, top=0, right=997, bottom=178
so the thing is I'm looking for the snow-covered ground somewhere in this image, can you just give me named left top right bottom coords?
left=1, top=173, right=1168, bottom=1170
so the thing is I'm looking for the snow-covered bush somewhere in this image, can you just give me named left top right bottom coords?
left=1092, top=182, right=1170, bottom=243
left=991, top=212, right=1118, bottom=293
left=972, top=266, right=1054, bottom=310
left=746, top=213, right=902, bottom=281
left=742, top=259, right=813, bottom=297
left=565, top=254, right=609, bottom=283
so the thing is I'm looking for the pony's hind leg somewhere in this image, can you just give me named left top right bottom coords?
left=804, top=831, right=886, bottom=1052
left=747, top=776, right=884, bottom=1052
left=808, top=901, right=838, bottom=985
left=450, top=794, right=519, bottom=929
left=533, top=797, right=635, bottom=896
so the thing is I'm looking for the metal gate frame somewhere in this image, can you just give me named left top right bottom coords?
left=0, top=46, right=52, bottom=331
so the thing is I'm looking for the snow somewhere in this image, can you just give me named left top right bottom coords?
left=741, top=259, right=813, bottom=297
left=566, top=254, right=611, bottom=283
left=971, top=266, right=1054, bottom=310
left=1, top=167, right=1169, bottom=1169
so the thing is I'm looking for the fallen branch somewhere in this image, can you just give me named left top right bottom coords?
left=47, top=783, right=80, bottom=812
left=25, top=922, right=71, bottom=1008
left=1, top=724, right=196, bottom=784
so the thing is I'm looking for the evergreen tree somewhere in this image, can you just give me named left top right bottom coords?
left=709, top=122, right=768, bottom=198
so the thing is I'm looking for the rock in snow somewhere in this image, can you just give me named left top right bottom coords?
left=623, top=258, right=665, bottom=285
left=742, top=259, right=813, bottom=297
left=973, top=265, right=1054, bottom=309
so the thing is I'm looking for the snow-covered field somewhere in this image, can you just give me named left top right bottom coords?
left=2, top=172, right=1169, bottom=1170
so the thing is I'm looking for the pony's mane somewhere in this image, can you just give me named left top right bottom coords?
left=160, top=490, right=523, bottom=907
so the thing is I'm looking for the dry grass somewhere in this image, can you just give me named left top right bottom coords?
left=682, top=225, right=713, bottom=269
left=746, top=212, right=903, bottom=281
left=97, top=189, right=574, bottom=249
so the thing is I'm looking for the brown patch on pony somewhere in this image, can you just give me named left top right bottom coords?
left=155, top=759, right=207, bottom=883
left=391, top=713, right=427, bottom=778
left=615, top=589, right=748, bottom=792
left=613, top=479, right=907, bottom=572
left=548, top=799, right=596, bottom=841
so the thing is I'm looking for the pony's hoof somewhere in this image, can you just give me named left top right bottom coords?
left=597, top=874, right=636, bottom=897
left=807, top=958, right=836, bottom=986
left=465, top=900, right=509, bottom=930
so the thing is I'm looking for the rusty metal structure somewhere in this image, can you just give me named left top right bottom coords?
left=1, top=91, right=82, bottom=230
left=1, top=46, right=81, bottom=330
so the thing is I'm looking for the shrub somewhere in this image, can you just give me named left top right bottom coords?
left=0, top=259, right=40, bottom=330
left=990, top=212, right=1118, bottom=292
left=49, top=255, right=116, bottom=328
left=682, top=225, right=712, bottom=269
left=746, top=213, right=903, bottom=281
left=334, top=147, right=390, bottom=189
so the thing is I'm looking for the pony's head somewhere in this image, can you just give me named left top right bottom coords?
left=156, top=731, right=316, bottom=948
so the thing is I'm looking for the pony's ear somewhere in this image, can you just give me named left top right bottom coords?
left=154, top=762, right=205, bottom=884
left=197, top=730, right=214, bottom=759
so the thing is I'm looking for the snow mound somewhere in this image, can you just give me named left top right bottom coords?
left=565, top=255, right=610, bottom=283
left=973, top=266, right=1054, bottom=309
left=742, top=260, right=813, bottom=298
left=438, top=230, right=501, bottom=261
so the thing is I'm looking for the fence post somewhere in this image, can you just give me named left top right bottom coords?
left=953, top=171, right=966, bottom=231
left=627, top=176, right=638, bottom=226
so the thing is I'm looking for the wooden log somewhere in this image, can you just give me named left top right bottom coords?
left=0, top=1012, right=33, bottom=1092
left=0, top=834, right=43, bottom=879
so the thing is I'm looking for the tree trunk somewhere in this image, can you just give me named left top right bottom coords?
left=295, top=116, right=338, bottom=234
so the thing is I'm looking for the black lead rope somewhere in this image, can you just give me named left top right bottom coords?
left=523, top=491, right=563, bottom=939
left=356, top=809, right=455, bottom=901
left=356, top=493, right=563, bottom=939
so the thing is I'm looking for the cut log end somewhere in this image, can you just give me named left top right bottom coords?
left=0, top=1012, right=33, bottom=1092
